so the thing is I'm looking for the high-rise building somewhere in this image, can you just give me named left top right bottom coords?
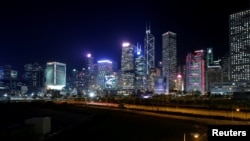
left=97, top=60, right=114, bottom=89
left=185, top=50, right=205, bottom=94
left=45, top=62, right=66, bottom=90
left=162, top=31, right=177, bottom=94
left=84, top=53, right=96, bottom=90
left=206, top=59, right=223, bottom=93
left=121, top=42, right=135, bottom=92
left=135, top=44, right=146, bottom=92
left=229, top=9, right=250, bottom=82
left=221, top=53, right=230, bottom=82
left=23, top=63, right=44, bottom=87
left=3, top=65, right=12, bottom=81
left=0, top=65, right=18, bottom=88
left=144, top=24, right=155, bottom=75
left=206, top=48, right=214, bottom=67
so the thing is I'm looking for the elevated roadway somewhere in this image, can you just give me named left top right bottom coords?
left=58, top=100, right=250, bottom=121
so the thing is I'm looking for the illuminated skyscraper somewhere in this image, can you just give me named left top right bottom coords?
left=45, top=62, right=66, bottom=90
left=84, top=53, right=96, bottom=90
left=121, top=42, right=135, bottom=92
left=144, top=24, right=155, bottom=75
left=97, top=60, right=114, bottom=89
left=206, top=48, right=214, bottom=67
left=135, top=44, right=146, bottom=92
left=162, top=31, right=177, bottom=94
left=185, top=50, right=205, bottom=94
left=229, top=9, right=250, bottom=82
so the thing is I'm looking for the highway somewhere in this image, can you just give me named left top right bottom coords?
left=0, top=102, right=208, bottom=141
left=59, top=100, right=250, bottom=121
left=2, top=101, right=250, bottom=141
left=46, top=106, right=208, bottom=141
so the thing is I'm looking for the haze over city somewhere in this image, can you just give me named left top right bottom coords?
left=0, top=0, right=249, bottom=72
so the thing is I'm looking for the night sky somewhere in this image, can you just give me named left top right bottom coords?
left=0, top=0, right=249, bottom=72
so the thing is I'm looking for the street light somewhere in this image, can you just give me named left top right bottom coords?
left=184, top=132, right=199, bottom=141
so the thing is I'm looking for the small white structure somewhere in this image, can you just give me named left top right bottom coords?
left=25, top=117, right=51, bottom=135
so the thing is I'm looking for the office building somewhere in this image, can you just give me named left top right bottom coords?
left=229, top=9, right=250, bottom=82
left=162, top=31, right=177, bottom=94
left=121, top=42, right=135, bottom=92
left=23, top=63, right=44, bottom=87
left=135, top=45, right=146, bottom=92
left=185, top=50, right=205, bottom=94
left=97, top=60, right=114, bottom=89
left=45, top=62, right=66, bottom=90
left=144, top=25, right=155, bottom=75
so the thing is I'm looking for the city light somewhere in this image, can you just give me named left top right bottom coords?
left=89, top=92, right=95, bottom=97
left=122, top=42, right=130, bottom=47
left=87, top=53, right=91, bottom=58
left=97, top=60, right=112, bottom=63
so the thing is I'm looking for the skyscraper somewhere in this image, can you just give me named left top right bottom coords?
left=229, top=9, right=250, bottom=82
left=121, top=42, right=135, bottom=92
left=97, top=60, right=113, bottom=89
left=135, top=44, right=146, bottom=92
left=45, top=62, right=66, bottom=90
left=23, top=63, right=44, bottom=87
left=206, top=48, right=214, bottom=67
left=144, top=24, right=155, bottom=75
left=185, top=50, right=205, bottom=94
left=162, top=31, right=177, bottom=94
left=84, top=53, right=96, bottom=90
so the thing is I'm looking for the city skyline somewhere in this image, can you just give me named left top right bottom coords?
left=0, top=0, right=249, bottom=72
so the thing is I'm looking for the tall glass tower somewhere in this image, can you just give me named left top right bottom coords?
left=162, top=31, right=177, bottom=94
left=206, top=48, right=214, bottom=67
left=121, top=42, right=135, bottom=92
left=84, top=53, right=95, bottom=90
left=229, top=9, right=250, bottom=82
left=45, top=62, right=66, bottom=90
left=135, top=44, right=146, bottom=92
left=144, top=25, right=155, bottom=75
left=97, top=60, right=113, bottom=89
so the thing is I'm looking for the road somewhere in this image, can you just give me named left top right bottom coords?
left=60, top=100, right=250, bottom=120
left=47, top=108, right=208, bottom=141
left=0, top=102, right=208, bottom=141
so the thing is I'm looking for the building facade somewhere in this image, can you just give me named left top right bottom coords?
left=45, top=62, right=66, bottom=90
left=121, top=42, right=135, bottom=93
left=185, top=50, right=205, bottom=94
left=97, top=60, right=113, bottom=89
left=162, top=31, right=177, bottom=94
left=23, top=63, right=44, bottom=87
left=144, top=25, right=155, bottom=76
left=229, top=9, right=250, bottom=82
left=135, top=45, right=146, bottom=92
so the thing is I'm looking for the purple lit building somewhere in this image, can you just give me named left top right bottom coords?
left=185, top=50, right=205, bottom=94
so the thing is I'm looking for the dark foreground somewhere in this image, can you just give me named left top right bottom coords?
left=0, top=102, right=207, bottom=141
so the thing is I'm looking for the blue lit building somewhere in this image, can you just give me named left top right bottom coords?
left=97, top=60, right=114, bottom=89
left=83, top=53, right=96, bottom=91
left=135, top=45, right=146, bottom=92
